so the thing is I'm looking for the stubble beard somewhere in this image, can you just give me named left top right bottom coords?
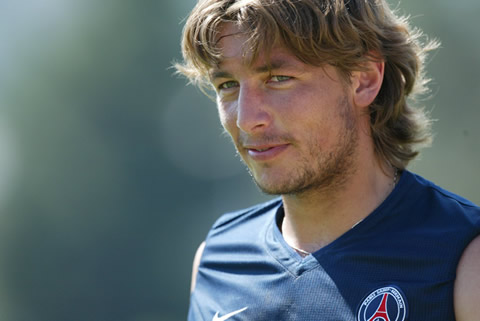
left=244, top=95, right=359, bottom=197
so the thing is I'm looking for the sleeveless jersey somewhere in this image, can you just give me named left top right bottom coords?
left=188, top=171, right=480, bottom=321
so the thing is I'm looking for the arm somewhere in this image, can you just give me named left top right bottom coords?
left=190, top=241, right=206, bottom=293
left=454, top=235, right=480, bottom=320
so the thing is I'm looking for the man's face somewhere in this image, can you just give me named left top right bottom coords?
left=210, top=23, right=359, bottom=195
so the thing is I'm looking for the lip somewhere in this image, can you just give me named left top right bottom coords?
left=244, top=144, right=290, bottom=161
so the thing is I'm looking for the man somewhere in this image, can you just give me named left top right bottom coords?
left=176, top=0, right=480, bottom=320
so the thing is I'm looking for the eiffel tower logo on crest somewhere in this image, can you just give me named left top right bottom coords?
left=357, top=286, right=407, bottom=321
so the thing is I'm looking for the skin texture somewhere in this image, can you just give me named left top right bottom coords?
left=212, top=39, right=358, bottom=197
left=190, top=23, right=480, bottom=319
left=454, top=235, right=480, bottom=321
left=190, top=241, right=205, bottom=293
left=211, top=23, right=392, bottom=252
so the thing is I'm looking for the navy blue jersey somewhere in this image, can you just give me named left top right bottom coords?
left=188, top=171, right=480, bottom=321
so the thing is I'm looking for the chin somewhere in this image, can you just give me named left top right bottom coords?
left=253, top=176, right=310, bottom=196
left=252, top=166, right=352, bottom=196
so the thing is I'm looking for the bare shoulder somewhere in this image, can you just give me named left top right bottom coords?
left=190, top=241, right=206, bottom=293
left=454, top=235, right=480, bottom=321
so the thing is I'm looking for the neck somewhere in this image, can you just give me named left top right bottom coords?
left=280, top=160, right=397, bottom=254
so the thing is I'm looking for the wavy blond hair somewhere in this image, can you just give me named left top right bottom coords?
left=175, top=0, right=438, bottom=169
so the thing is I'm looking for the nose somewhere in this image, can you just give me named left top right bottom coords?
left=236, top=84, right=272, bottom=134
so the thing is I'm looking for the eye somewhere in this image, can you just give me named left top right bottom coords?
left=269, top=75, right=292, bottom=82
left=218, top=80, right=239, bottom=90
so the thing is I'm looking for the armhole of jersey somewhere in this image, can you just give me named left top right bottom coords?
left=191, top=241, right=206, bottom=293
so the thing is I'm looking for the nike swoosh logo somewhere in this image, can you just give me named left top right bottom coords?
left=212, top=307, right=248, bottom=321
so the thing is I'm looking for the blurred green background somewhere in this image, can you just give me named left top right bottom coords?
left=0, top=0, right=478, bottom=320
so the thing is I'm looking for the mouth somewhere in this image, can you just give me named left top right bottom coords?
left=243, top=144, right=290, bottom=161
left=250, top=147, right=273, bottom=152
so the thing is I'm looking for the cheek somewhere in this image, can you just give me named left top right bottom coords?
left=287, top=94, right=345, bottom=144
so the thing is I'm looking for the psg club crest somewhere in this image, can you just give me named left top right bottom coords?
left=357, top=286, right=408, bottom=321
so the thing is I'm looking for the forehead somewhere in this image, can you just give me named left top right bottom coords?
left=215, top=22, right=301, bottom=71
left=216, top=23, right=247, bottom=59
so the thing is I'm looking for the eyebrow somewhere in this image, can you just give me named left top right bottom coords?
left=209, top=70, right=233, bottom=81
left=209, top=59, right=294, bottom=81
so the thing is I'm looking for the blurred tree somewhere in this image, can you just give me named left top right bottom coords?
left=0, top=1, right=478, bottom=321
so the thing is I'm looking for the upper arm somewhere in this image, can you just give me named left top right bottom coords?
left=454, top=234, right=480, bottom=321
left=190, top=241, right=206, bottom=293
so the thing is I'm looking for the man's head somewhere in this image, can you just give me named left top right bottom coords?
left=176, top=0, right=436, bottom=180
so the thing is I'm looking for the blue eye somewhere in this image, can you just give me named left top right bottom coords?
left=218, top=81, right=238, bottom=90
left=270, top=75, right=292, bottom=82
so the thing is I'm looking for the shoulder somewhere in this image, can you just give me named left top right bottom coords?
left=405, top=172, right=480, bottom=319
left=406, top=171, right=476, bottom=206
left=190, top=241, right=206, bottom=293
left=207, top=197, right=282, bottom=236
left=404, top=171, right=480, bottom=225
left=190, top=198, right=282, bottom=292
left=454, top=235, right=480, bottom=320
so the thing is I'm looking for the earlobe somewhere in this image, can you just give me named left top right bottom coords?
left=352, top=60, right=385, bottom=108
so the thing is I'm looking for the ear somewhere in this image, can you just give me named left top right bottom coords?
left=351, top=60, right=384, bottom=109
